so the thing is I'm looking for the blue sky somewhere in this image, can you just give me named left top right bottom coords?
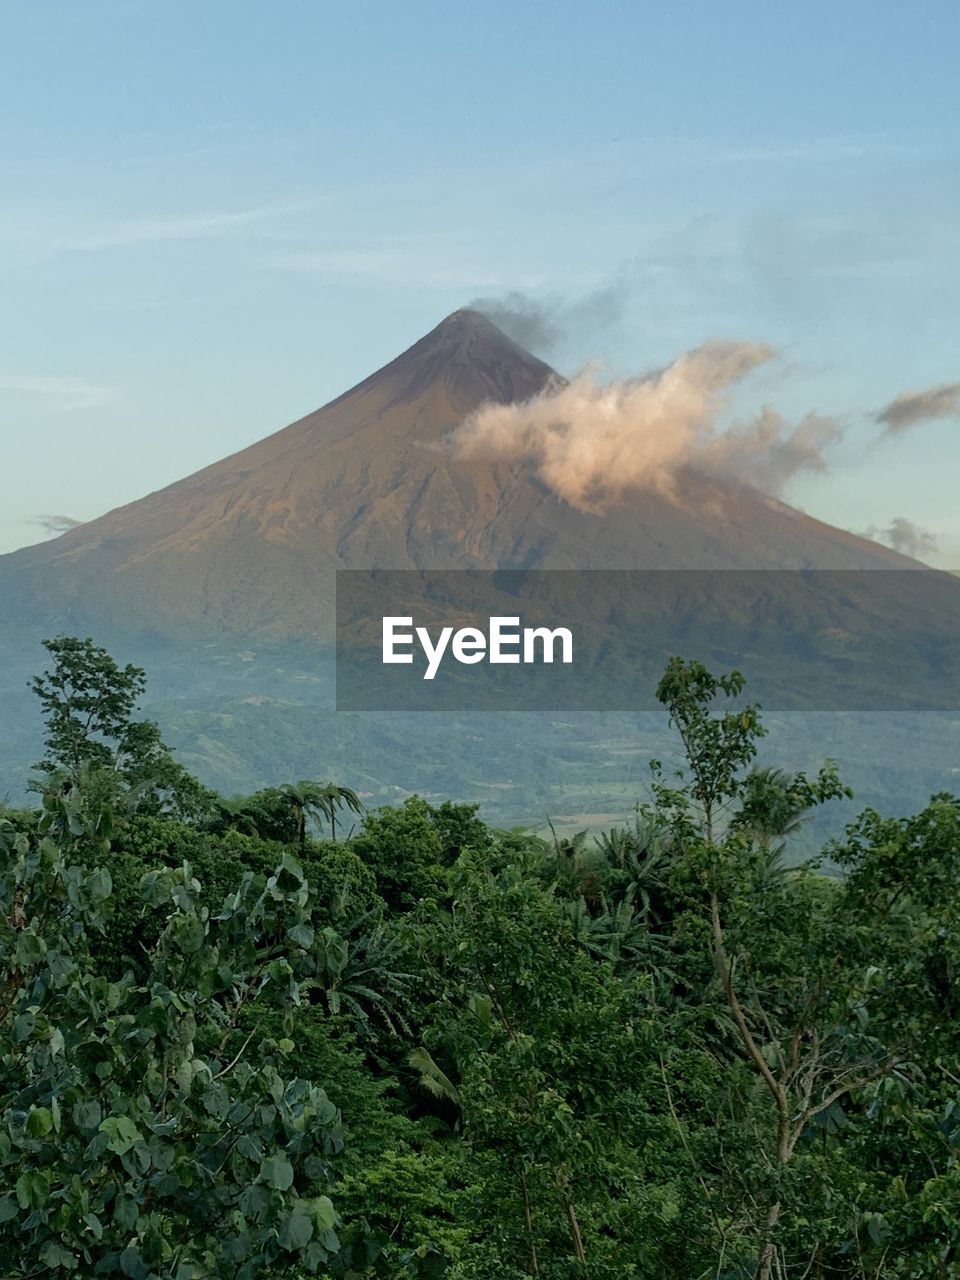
left=2, top=0, right=959, bottom=561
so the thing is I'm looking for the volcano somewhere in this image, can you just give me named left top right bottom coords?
left=1, top=310, right=958, bottom=823
left=0, top=309, right=915, bottom=640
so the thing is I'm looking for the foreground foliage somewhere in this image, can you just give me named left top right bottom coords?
left=1, top=638, right=958, bottom=1277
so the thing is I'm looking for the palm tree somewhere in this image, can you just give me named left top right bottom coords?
left=279, top=782, right=311, bottom=853
left=208, top=794, right=269, bottom=838
left=312, top=899, right=411, bottom=1035
left=737, top=766, right=815, bottom=866
left=312, top=782, right=362, bottom=842
left=546, top=822, right=606, bottom=906
left=594, top=815, right=671, bottom=921
left=408, top=1046, right=459, bottom=1105
left=281, top=781, right=363, bottom=851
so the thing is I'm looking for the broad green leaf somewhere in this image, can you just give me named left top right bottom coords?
left=100, top=1115, right=142, bottom=1155
left=120, top=1245, right=149, bottom=1280
left=238, top=1182, right=269, bottom=1221
left=39, top=1240, right=78, bottom=1269
left=259, top=1154, right=294, bottom=1190
left=114, top=1197, right=139, bottom=1230
left=87, top=867, right=113, bottom=903
left=83, top=1211, right=104, bottom=1240
left=236, top=1135, right=262, bottom=1163
left=15, top=1170, right=49, bottom=1210
left=140, top=869, right=172, bottom=906
left=13, top=1010, right=36, bottom=1043
left=15, top=929, right=46, bottom=966
left=73, top=1100, right=102, bottom=1131
left=287, top=922, right=314, bottom=949
left=277, top=1209, right=313, bottom=1251
left=309, top=1195, right=336, bottom=1231
left=25, top=1105, right=54, bottom=1138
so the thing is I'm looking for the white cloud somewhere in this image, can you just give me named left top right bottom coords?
left=52, top=201, right=316, bottom=253
left=449, top=340, right=840, bottom=510
left=0, top=377, right=117, bottom=412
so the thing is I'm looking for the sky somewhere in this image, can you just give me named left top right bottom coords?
left=1, top=0, right=959, bottom=563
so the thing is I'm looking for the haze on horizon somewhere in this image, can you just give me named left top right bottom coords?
left=2, top=0, right=959, bottom=564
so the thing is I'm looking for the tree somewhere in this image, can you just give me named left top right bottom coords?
left=282, top=781, right=363, bottom=848
left=350, top=797, right=446, bottom=912
left=29, top=636, right=210, bottom=819
left=412, top=851, right=707, bottom=1279
left=651, top=658, right=953, bottom=1280
left=0, top=808, right=343, bottom=1277
left=737, top=764, right=834, bottom=860
left=9, top=638, right=960, bottom=1278
left=428, top=801, right=493, bottom=865
left=208, top=788, right=300, bottom=844
left=30, top=636, right=147, bottom=779
left=212, top=783, right=363, bottom=850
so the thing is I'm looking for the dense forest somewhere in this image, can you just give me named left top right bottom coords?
left=2, top=638, right=958, bottom=1279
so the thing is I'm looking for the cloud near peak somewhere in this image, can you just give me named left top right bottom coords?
left=33, top=514, right=84, bottom=537
left=860, top=516, right=938, bottom=560
left=876, top=381, right=960, bottom=432
left=468, top=280, right=631, bottom=355
left=449, top=339, right=836, bottom=510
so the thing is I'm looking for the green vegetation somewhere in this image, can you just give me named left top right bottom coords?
left=1, top=638, right=958, bottom=1277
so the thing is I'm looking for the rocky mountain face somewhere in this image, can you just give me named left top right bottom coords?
left=1, top=310, right=956, bottom=829
left=0, top=309, right=913, bottom=640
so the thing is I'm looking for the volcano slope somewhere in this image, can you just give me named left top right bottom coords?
left=0, top=309, right=916, bottom=641
left=0, top=310, right=955, bottom=827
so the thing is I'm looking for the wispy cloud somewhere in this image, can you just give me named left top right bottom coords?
left=468, top=277, right=632, bottom=354
left=860, top=516, right=938, bottom=560
left=52, top=201, right=316, bottom=254
left=32, top=513, right=84, bottom=537
left=0, top=377, right=117, bottom=412
left=876, top=381, right=960, bottom=433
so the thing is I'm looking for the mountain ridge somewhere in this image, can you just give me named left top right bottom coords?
left=0, top=310, right=919, bottom=639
